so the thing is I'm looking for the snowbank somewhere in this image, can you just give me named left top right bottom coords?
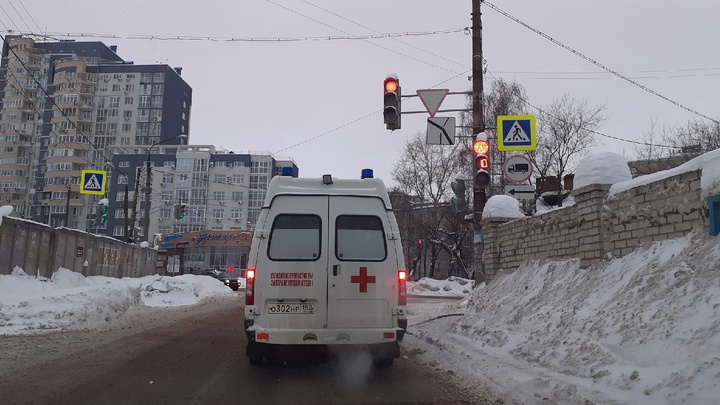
left=574, top=152, right=632, bottom=189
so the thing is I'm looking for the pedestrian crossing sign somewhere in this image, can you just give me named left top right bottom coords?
left=497, top=114, right=537, bottom=151
left=80, top=169, right=107, bottom=195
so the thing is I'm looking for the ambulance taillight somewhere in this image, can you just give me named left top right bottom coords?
left=398, top=270, right=407, bottom=305
left=246, top=268, right=256, bottom=305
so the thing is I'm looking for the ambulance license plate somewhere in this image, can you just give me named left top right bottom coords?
left=267, top=303, right=314, bottom=314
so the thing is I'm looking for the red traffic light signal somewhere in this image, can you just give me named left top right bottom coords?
left=473, top=137, right=491, bottom=188
left=384, top=77, right=399, bottom=93
left=383, top=74, right=401, bottom=130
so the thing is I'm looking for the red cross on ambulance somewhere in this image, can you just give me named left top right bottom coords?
left=350, top=266, right=376, bottom=293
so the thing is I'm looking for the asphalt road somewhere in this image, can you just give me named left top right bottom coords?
left=0, top=296, right=500, bottom=405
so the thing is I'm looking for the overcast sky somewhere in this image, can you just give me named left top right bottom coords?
left=6, top=0, right=720, bottom=186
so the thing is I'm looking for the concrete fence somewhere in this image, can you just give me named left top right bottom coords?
left=0, top=216, right=158, bottom=278
left=481, top=169, right=710, bottom=282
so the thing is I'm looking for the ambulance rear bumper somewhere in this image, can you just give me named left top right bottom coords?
left=245, top=323, right=404, bottom=346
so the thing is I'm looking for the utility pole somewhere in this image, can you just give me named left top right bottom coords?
left=143, top=155, right=152, bottom=242
left=65, top=184, right=71, bottom=227
left=123, top=182, right=129, bottom=242
left=130, top=166, right=142, bottom=243
left=472, top=0, right=486, bottom=285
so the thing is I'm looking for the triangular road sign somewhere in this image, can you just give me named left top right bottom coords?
left=417, top=89, right=449, bottom=117
left=503, top=121, right=531, bottom=143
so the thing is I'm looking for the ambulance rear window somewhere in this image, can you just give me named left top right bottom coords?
left=268, top=214, right=322, bottom=261
left=335, top=215, right=387, bottom=261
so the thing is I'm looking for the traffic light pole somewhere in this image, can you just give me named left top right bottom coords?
left=472, top=0, right=486, bottom=285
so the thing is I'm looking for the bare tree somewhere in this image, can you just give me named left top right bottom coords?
left=526, top=95, right=605, bottom=205
left=391, top=132, right=468, bottom=279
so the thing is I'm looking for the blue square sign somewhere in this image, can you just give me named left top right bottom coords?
left=80, top=169, right=107, bottom=195
left=497, top=115, right=537, bottom=151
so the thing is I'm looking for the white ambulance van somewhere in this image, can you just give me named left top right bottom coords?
left=244, top=169, right=408, bottom=366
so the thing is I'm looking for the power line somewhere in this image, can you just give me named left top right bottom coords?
left=6, top=28, right=465, bottom=43
left=485, top=69, right=676, bottom=149
left=8, top=1, right=32, bottom=33
left=17, top=1, right=41, bottom=33
left=0, top=3, right=20, bottom=31
left=483, top=1, right=720, bottom=125
left=263, top=0, right=463, bottom=75
left=299, top=0, right=468, bottom=69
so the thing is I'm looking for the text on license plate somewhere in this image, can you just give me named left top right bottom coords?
left=267, top=303, right=314, bottom=314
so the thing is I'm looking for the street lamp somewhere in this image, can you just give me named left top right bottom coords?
left=142, top=134, right=187, bottom=242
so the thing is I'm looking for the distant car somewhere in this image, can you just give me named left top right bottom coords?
left=204, top=270, right=240, bottom=291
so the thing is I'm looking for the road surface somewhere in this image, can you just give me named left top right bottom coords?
left=0, top=295, right=502, bottom=405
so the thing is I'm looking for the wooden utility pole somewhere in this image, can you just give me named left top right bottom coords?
left=472, top=0, right=486, bottom=284
left=130, top=166, right=142, bottom=242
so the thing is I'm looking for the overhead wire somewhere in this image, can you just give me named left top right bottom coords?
left=263, top=0, right=463, bottom=75
left=483, top=1, right=720, bottom=125
left=5, top=28, right=465, bottom=43
left=7, top=1, right=32, bottom=33
left=17, top=1, right=41, bottom=33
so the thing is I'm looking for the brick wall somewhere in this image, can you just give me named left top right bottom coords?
left=481, top=169, right=708, bottom=282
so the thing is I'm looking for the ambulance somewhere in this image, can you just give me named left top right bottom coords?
left=244, top=169, right=408, bottom=366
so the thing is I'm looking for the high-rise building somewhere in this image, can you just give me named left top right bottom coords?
left=0, top=36, right=192, bottom=229
left=108, top=145, right=299, bottom=242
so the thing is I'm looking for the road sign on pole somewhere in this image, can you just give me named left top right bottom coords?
left=503, top=155, right=533, bottom=183
left=504, top=184, right=536, bottom=200
left=79, top=170, right=107, bottom=195
left=426, top=117, right=455, bottom=145
left=497, top=114, right=537, bottom=151
left=417, top=89, right=449, bottom=117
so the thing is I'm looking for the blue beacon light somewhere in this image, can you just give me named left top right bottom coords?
left=361, top=169, right=374, bottom=179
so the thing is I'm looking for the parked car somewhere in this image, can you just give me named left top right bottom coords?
left=204, top=270, right=240, bottom=291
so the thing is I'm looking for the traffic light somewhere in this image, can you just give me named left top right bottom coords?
left=174, top=203, right=187, bottom=219
left=451, top=178, right=467, bottom=212
left=473, top=135, right=491, bottom=188
left=383, top=74, right=401, bottom=130
left=96, top=200, right=109, bottom=225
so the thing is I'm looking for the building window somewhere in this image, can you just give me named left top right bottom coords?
left=231, top=191, right=243, bottom=202
left=162, top=173, right=174, bottom=183
left=162, top=192, right=173, bottom=202
left=118, top=176, right=128, bottom=185
left=118, top=161, right=130, bottom=167
left=113, top=226, right=124, bottom=236
left=160, top=208, right=171, bottom=219
left=230, top=209, right=241, bottom=220
left=213, top=191, right=225, bottom=201
left=214, top=174, right=225, bottom=184
left=116, top=191, right=126, bottom=202
left=114, top=209, right=125, bottom=219
left=248, top=190, right=265, bottom=208
left=251, top=161, right=270, bottom=174
left=212, top=209, right=223, bottom=219
left=250, top=175, right=268, bottom=190
left=232, top=174, right=244, bottom=184
left=124, top=96, right=134, bottom=105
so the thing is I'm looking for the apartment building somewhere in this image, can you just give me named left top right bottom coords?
left=0, top=35, right=192, bottom=229
left=108, top=145, right=299, bottom=242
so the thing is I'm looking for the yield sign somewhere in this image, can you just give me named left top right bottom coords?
left=417, top=89, right=449, bottom=117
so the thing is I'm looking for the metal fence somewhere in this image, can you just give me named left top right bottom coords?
left=0, top=216, right=158, bottom=278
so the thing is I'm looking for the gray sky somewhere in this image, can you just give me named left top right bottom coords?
left=8, top=0, right=720, bottom=185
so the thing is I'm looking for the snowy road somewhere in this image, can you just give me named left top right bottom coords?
left=0, top=295, right=501, bottom=405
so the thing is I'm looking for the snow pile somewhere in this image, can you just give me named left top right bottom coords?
left=574, top=151, right=632, bottom=189
left=408, top=276, right=474, bottom=298
left=611, top=148, right=720, bottom=197
left=0, top=268, right=235, bottom=335
left=452, top=232, right=720, bottom=404
left=482, top=195, right=526, bottom=219
left=0, top=205, right=13, bottom=227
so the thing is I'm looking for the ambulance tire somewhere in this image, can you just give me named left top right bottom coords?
left=374, top=357, right=394, bottom=368
left=246, top=341, right=265, bottom=366
left=248, top=356, right=263, bottom=366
